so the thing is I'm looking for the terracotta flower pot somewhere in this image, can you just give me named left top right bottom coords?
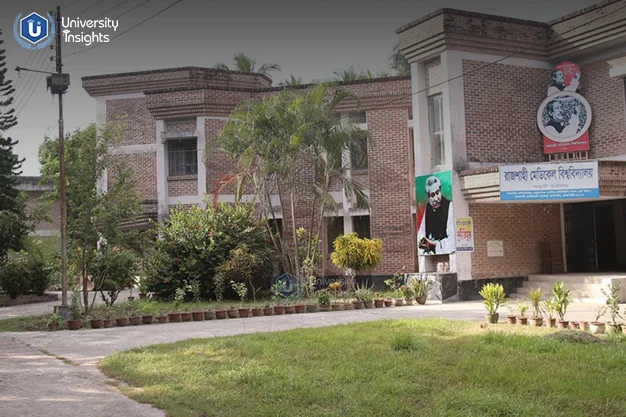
left=48, top=322, right=59, bottom=331
left=306, top=304, right=318, bottom=313
left=227, top=309, right=239, bottom=319
left=363, top=301, right=374, bottom=309
left=130, top=316, right=142, bottom=325
left=569, top=321, right=579, bottom=330
left=90, top=319, right=104, bottom=329
left=138, top=293, right=147, bottom=300
left=104, top=319, right=115, bottom=328
left=294, top=305, right=306, bottom=314
left=529, top=317, right=543, bottom=327
left=215, top=310, right=227, bottom=319
left=374, top=299, right=384, bottom=308
left=204, top=311, right=215, bottom=320
left=415, top=296, right=427, bottom=305
left=273, top=306, right=285, bottom=315
left=579, top=321, right=589, bottom=331
left=352, top=300, right=364, bottom=309
left=546, top=318, right=556, bottom=328
left=251, top=308, right=264, bottom=316
left=589, top=322, right=605, bottom=334
left=405, top=298, right=414, bottom=306
left=168, top=313, right=181, bottom=322
left=506, top=315, right=517, bottom=325
left=262, top=307, right=273, bottom=316
left=157, top=316, right=168, bottom=324
left=556, top=320, right=569, bottom=329
left=115, top=317, right=128, bottom=327
left=343, top=302, right=353, bottom=310
left=142, top=315, right=154, bottom=325
left=181, top=312, right=193, bottom=322
left=192, top=311, right=205, bottom=321
left=518, top=317, right=528, bottom=326
left=238, top=308, right=250, bottom=318
left=485, top=313, right=499, bottom=324
left=331, top=304, right=343, bottom=311
left=284, top=306, right=296, bottom=314
left=67, top=319, right=81, bottom=330
left=384, top=300, right=393, bottom=307
left=318, top=304, right=331, bottom=312
left=395, top=299, right=404, bottom=306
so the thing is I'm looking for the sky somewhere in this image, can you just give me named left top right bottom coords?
left=0, top=0, right=599, bottom=175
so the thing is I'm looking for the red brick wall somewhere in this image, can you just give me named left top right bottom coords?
left=470, top=204, right=562, bottom=278
left=108, top=153, right=157, bottom=200
left=106, top=97, right=155, bottom=146
left=168, top=178, right=197, bottom=197
left=368, top=107, right=415, bottom=274
left=204, top=118, right=235, bottom=195
left=166, top=118, right=196, bottom=131
left=580, top=55, right=626, bottom=158
left=463, top=60, right=550, bottom=164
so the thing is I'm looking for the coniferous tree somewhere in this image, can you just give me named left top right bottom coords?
left=0, top=30, right=18, bottom=132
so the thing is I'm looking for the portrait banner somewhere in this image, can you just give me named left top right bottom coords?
left=415, top=171, right=455, bottom=256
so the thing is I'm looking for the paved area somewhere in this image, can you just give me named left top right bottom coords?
left=0, top=300, right=609, bottom=417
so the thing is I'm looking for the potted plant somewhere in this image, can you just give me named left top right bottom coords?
left=90, top=312, right=104, bottom=329
left=478, top=283, right=505, bottom=324
left=517, top=303, right=529, bottom=325
left=231, top=281, right=250, bottom=318
left=330, top=232, right=383, bottom=292
left=137, top=275, right=149, bottom=300
left=394, top=290, right=405, bottom=306
left=551, top=281, right=570, bottom=329
left=543, top=299, right=556, bottom=328
left=506, top=305, right=517, bottom=325
left=103, top=307, right=115, bottom=328
left=67, top=290, right=82, bottom=331
left=355, top=283, right=374, bottom=308
left=589, top=306, right=606, bottom=334
left=409, top=277, right=429, bottom=305
left=401, top=284, right=413, bottom=305
left=384, top=298, right=393, bottom=307
left=317, top=289, right=331, bottom=311
left=374, top=292, right=384, bottom=308
left=47, top=313, right=64, bottom=331
left=139, top=301, right=155, bottom=325
left=180, top=305, right=193, bottom=322
left=215, top=308, right=228, bottom=319
left=156, top=313, right=168, bottom=323
left=271, top=283, right=286, bottom=315
left=262, top=304, right=273, bottom=316
left=569, top=321, right=579, bottom=330
left=528, top=287, right=544, bottom=327
left=226, top=306, right=240, bottom=318
left=204, top=309, right=216, bottom=320
left=601, top=282, right=623, bottom=334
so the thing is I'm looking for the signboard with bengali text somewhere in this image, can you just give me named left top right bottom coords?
left=454, top=218, right=474, bottom=252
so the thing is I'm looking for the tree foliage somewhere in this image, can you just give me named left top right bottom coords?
left=332, top=65, right=373, bottom=82
left=389, top=43, right=410, bottom=76
left=38, top=122, right=145, bottom=311
left=330, top=232, right=383, bottom=290
left=214, top=53, right=281, bottom=76
left=0, top=30, right=17, bottom=132
left=216, top=83, right=371, bottom=281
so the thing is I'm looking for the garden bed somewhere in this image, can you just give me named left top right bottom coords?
left=99, top=319, right=626, bottom=417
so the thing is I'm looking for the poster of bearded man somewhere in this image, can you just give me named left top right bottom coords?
left=415, top=171, right=455, bottom=256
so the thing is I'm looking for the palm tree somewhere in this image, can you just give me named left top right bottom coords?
left=389, top=44, right=410, bottom=76
left=278, top=75, right=303, bottom=86
left=214, top=53, right=281, bottom=76
left=332, top=65, right=373, bottom=82
left=215, top=83, right=370, bottom=279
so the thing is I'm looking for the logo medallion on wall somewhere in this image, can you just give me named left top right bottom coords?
left=538, top=62, right=591, bottom=154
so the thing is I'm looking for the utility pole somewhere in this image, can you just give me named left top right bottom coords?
left=16, top=7, right=69, bottom=316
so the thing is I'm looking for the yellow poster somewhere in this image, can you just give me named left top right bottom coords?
left=455, top=217, right=474, bottom=252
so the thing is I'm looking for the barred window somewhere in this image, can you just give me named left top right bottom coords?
left=168, top=139, right=197, bottom=177
left=428, top=94, right=444, bottom=168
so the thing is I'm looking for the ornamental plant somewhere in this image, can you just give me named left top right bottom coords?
left=601, top=281, right=623, bottom=325
left=90, top=245, right=138, bottom=307
left=478, top=283, right=505, bottom=315
left=528, top=287, right=543, bottom=318
left=145, top=202, right=274, bottom=300
left=551, top=281, right=570, bottom=322
left=330, top=233, right=383, bottom=291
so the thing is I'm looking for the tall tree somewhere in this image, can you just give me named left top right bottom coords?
left=0, top=30, right=17, bottom=133
left=278, top=75, right=303, bottom=86
left=389, top=43, right=410, bottom=76
left=332, top=65, right=373, bottom=82
left=216, top=83, right=370, bottom=281
left=214, top=53, right=281, bottom=76
left=39, top=123, right=144, bottom=311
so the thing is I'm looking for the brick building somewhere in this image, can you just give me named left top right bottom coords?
left=82, top=0, right=626, bottom=299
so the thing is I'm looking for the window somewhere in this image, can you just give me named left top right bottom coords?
left=268, top=218, right=283, bottom=237
left=347, top=111, right=366, bottom=125
left=168, top=138, right=197, bottom=177
left=352, top=215, right=371, bottom=239
left=326, top=217, right=344, bottom=253
left=350, top=137, right=369, bottom=170
left=428, top=94, right=444, bottom=168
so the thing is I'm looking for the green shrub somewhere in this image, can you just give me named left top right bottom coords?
left=91, top=246, right=139, bottom=306
left=0, top=248, right=54, bottom=298
left=478, top=283, right=505, bottom=314
left=145, top=202, right=274, bottom=301
left=330, top=232, right=383, bottom=291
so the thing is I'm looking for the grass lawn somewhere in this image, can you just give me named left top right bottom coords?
left=99, top=319, right=626, bottom=417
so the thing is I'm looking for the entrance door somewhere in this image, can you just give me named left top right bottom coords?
left=564, top=202, right=597, bottom=272
left=595, top=204, right=617, bottom=271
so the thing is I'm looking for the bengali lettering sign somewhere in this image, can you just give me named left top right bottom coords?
left=499, top=161, right=599, bottom=201
left=455, top=218, right=474, bottom=252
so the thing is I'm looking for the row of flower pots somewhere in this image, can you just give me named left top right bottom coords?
left=502, top=315, right=625, bottom=335
left=59, top=297, right=427, bottom=330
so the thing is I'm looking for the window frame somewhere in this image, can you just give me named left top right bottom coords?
left=168, top=138, right=198, bottom=177
left=427, top=93, right=445, bottom=169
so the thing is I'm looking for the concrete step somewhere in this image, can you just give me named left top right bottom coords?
left=519, top=282, right=603, bottom=292
left=527, top=275, right=610, bottom=284
left=509, top=293, right=605, bottom=304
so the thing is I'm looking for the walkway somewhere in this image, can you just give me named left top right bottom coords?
left=0, top=300, right=607, bottom=417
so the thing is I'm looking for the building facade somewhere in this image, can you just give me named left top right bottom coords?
left=80, top=0, right=626, bottom=295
